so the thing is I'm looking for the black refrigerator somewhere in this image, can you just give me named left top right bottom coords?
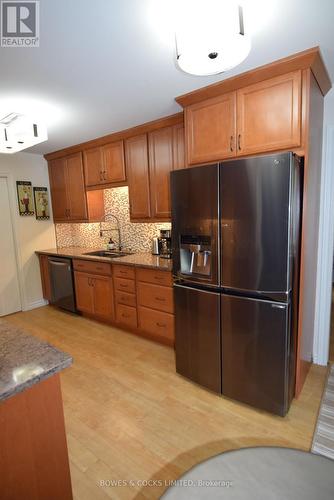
left=171, top=152, right=302, bottom=416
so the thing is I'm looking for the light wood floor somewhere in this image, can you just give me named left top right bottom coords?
left=5, top=306, right=328, bottom=500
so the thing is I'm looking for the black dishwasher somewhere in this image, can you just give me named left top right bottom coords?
left=48, top=257, right=77, bottom=312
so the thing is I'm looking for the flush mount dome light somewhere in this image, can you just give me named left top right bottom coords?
left=175, top=2, right=251, bottom=76
left=0, top=112, right=48, bottom=154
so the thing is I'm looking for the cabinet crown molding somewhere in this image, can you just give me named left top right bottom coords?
left=176, top=46, right=331, bottom=108
left=44, top=113, right=183, bottom=162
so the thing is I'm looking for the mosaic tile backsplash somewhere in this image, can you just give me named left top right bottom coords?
left=55, top=187, right=171, bottom=253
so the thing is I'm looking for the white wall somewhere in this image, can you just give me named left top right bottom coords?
left=0, top=152, right=56, bottom=311
left=313, top=89, right=334, bottom=364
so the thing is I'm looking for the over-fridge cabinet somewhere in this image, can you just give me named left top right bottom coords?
left=184, top=70, right=302, bottom=165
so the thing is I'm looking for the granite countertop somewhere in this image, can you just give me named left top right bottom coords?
left=0, top=319, right=72, bottom=402
left=36, top=247, right=173, bottom=272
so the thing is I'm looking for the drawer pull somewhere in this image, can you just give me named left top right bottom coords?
left=155, top=297, right=166, bottom=302
left=119, top=270, right=128, bottom=275
left=120, top=284, right=128, bottom=288
left=122, top=313, right=130, bottom=318
left=154, top=276, right=163, bottom=281
left=156, top=322, right=166, bottom=328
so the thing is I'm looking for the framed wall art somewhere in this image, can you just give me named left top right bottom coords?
left=16, top=181, right=34, bottom=216
left=33, top=187, right=50, bottom=220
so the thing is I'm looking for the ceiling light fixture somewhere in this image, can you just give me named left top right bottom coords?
left=0, top=112, right=48, bottom=154
left=175, top=1, right=251, bottom=76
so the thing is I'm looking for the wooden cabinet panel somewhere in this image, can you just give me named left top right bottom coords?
left=236, top=71, right=301, bottom=155
left=102, top=141, right=126, bottom=184
left=186, top=92, right=236, bottom=165
left=173, top=123, right=185, bottom=170
left=116, top=304, right=137, bottom=328
left=137, top=282, right=174, bottom=314
left=115, top=290, right=136, bottom=308
left=73, top=259, right=112, bottom=275
left=39, top=255, right=51, bottom=301
left=138, top=306, right=174, bottom=343
left=74, top=272, right=93, bottom=314
left=49, top=153, right=103, bottom=223
left=125, top=134, right=151, bottom=220
left=48, top=158, right=68, bottom=221
left=136, top=268, right=172, bottom=287
left=92, top=275, right=114, bottom=320
left=66, top=153, right=88, bottom=221
left=149, top=127, right=174, bottom=219
left=113, top=265, right=135, bottom=280
left=83, top=147, right=104, bottom=187
left=114, top=277, right=136, bottom=294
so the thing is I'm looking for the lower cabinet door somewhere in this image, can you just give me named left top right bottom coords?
left=74, top=272, right=94, bottom=314
left=92, top=275, right=114, bottom=320
left=138, top=306, right=174, bottom=343
left=174, top=284, right=221, bottom=394
left=116, top=304, right=137, bottom=328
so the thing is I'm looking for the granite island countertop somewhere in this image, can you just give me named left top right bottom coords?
left=36, top=247, right=173, bottom=272
left=0, top=319, right=72, bottom=402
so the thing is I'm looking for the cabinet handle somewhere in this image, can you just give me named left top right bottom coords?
left=103, top=171, right=107, bottom=181
left=155, top=297, right=166, bottom=302
left=238, top=134, right=241, bottom=151
left=120, top=283, right=128, bottom=288
left=156, top=322, right=166, bottom=328
left=230, top=135, right=234, bottom=152
left=154, top=276, right=163, bottom=281
left=122, top=313, right=130, bottom=318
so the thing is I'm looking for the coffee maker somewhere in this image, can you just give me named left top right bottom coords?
left=158, top=229, right=172, bottom=259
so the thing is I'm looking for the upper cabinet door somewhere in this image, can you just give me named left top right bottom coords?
left=186, top=92, right=236, bottom=165
left=48, top=157, right=68, bottom=222
left=149, top=126, right=174, bottom=220
left=236, top=71, right=302, bottom=156
left=66, top=152, right=88, bottom=221
left=83, top=147, right=104, bottom=187
left=102, top=141, right=126, bottom=184
left=125, top=134, right=151, bottom=220
left=172, top=123, right=186, bottom=170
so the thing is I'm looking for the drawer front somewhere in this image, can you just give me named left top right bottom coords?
left=137, top=282, right=174, bottom=314
left=114, top=277, right=136, bottom=293
left=138, top=306, right=174, bottom=342
left=136, top=268, right=172, bottom=287
left=116, top=304, right=137, bottom=328
left=115, top=290, right=136, bottom=308
left=113, top=264, right=135, bottom=280
left=73, top=259, right=112, bottom=275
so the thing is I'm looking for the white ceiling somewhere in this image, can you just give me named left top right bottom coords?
left=0, top=0, right=333, bottom=155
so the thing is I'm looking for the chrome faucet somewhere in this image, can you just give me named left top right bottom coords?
left=99, top=213, right=122, bottom=251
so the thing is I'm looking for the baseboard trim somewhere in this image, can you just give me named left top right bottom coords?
left=23, top=299, right=48, bottom=311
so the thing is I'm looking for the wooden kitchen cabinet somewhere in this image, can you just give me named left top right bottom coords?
left=184, top=71, right=302, bottom=163
left=48, top=157, right=68, bottom=221
left=149, top=123, right=186, bottom=220
left=185, top=92, right=236, bottom=165
left=48, top=152, right=104, bottom=223
left=125, top=134, right=151, bottom=221
left=149, top=126, right=174, bottom=220
left=39, top=254, right=52, bottom=301
left=236, top=71, right=302, bottom=155
left=173, top=123, right=186, bottom=171
left=83, top=141, right=126, bottom=188
left=74, top=271, right=114, bottom=320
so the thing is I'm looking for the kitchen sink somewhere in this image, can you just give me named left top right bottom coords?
left=84, top=250, right=133, bottom=258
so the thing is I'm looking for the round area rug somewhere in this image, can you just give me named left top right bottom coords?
left=161, top=447, right=334, bottom=499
